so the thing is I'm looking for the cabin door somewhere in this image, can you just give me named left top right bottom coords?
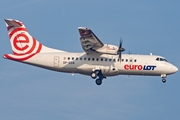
left=54, top=56, right=59, bottom=67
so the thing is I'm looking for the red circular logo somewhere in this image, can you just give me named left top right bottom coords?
left=7, top=27, right=42, bottom=61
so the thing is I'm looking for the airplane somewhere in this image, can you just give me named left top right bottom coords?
left=3, top=19, right=178, bottom=85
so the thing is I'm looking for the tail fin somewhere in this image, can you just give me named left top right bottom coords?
left=5, top=19, right=43, bottom=55
left=4, top=19, right=65, bottom=61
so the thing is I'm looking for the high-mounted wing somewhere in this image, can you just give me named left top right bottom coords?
left=78, top=27, right=104, bottom=54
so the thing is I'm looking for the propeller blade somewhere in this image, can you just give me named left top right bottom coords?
left=119, top=38, right=123, bottom=48
left=117, top=38, right=125, bottom=62
left=119, top=52, right=121, bottom=62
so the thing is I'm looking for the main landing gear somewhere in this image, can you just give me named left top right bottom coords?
left=161, top=74, right=167, bottom=83
left=91, top=70, right=106, bottom=85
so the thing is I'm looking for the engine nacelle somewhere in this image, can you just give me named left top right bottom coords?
left=96, top=44, right=118, bottom=55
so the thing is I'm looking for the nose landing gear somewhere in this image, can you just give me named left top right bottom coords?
left=161, top=74, right=167, bottom=83
left=162, top=78, right=166, bottom=83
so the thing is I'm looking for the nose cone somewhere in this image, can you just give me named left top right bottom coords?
left=172, top=66, right=178, bottom=73
left=165, top=64, right=178, bottom=75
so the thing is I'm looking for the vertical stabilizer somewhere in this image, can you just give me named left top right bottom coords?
left=4, top=19, right=65, bottom=61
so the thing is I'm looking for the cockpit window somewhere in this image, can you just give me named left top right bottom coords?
left=163, top=59, right=168, bottom=62
left=160, top=58, right=163, bottom=61
left=156, top=57, right=168, bottom=62
left=156, top=58, right=159, bottom=61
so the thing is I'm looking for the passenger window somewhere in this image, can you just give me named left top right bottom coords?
left=92, top=58, right=94, bottom=61
left=80, top=58, right=82, bottom=60
left=72, top=57, right=74, bottom=60
left=68, top=57, right=70, bottom=60
left=88, top=58, right=91, bottom=61
left=76, top=58, right=78, bottom=60
left=113, top=59, right=116, bottom=62
left=134, top=59, right=137, bottom=62
left=84, top=58, right=86, bottom=60
left=105, top=58, right=107, bottom=61
left=126, top=59, right=128, bottom=62
left=101, top=58, right=103, bottom=61
left=109, top=59, right=112, bottom=62
left=122, top=59, right=124, bottom=62
left=96, top=58, right=99, bottom=61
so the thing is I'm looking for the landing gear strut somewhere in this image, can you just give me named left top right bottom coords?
left=91, top=70, right=106, bottom=85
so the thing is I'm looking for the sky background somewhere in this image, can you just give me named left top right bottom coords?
left=0, top=0, right=180, bottom=120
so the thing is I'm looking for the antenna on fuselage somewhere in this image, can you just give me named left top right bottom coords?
left=128, top=50, right=132, bottom=54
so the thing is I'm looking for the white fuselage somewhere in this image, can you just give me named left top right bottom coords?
left=19, top=52, right=178, bottom=77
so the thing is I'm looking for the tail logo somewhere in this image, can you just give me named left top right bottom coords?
left=10, top=28, right=39, bottom=55
left=4, top=27, right=42, bottom=61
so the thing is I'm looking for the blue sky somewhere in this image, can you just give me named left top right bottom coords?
left=0, top=0, right=180, bottom=120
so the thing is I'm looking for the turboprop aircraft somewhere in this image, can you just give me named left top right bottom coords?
left=3, top=19, right=178, bottom=85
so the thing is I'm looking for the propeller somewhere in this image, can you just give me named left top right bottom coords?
left=117, top=38, right=125, bottom=62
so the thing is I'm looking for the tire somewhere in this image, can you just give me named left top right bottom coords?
left=162, top=79, right=166, bottom=83
left=91, top=72, right=97, bottom=79
left=95, top=79, right=102, bottom=85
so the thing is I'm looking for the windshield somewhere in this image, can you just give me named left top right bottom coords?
left=156, top=57, right=168, bottom=62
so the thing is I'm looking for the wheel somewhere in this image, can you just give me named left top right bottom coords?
left=95, top=79, right=102, bottom=85
left=91, top=72, right=97, bottom=79
left=162, top=79, right=166, bottom=83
